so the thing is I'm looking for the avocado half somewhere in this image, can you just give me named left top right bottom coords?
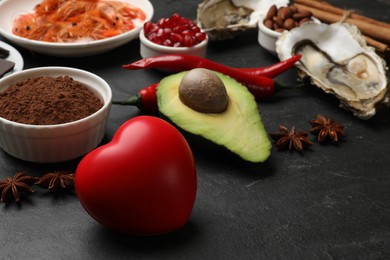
left=156, top=70, right=271, bottom=163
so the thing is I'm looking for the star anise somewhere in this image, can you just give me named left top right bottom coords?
left=270, top=125, right=313, bottom=152
left=0, top=172, right=38, bottom=203
left=35, top=171, right=75, bottom=191
left=309, top=114, right=345, bottom=143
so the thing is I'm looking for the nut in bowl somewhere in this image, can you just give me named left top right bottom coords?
left=0, top=67, right=112, bottom=163
left=140, top=13, right=208, bottom=59
left=258, top=5, right=317, bottom=55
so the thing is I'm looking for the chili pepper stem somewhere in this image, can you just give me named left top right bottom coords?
left=112, top=94, right=142, bottom=108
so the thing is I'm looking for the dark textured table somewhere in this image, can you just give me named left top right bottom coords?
left=1, top=0, right=390, bottom=259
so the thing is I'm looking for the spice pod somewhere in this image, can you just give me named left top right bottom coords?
left=0, top=67, right=112, bottom=163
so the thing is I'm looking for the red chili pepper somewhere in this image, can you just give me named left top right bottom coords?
left=238, top=54, right=302, bottom=78
left=113, top=78, right=298, bottom=114
left=122, top=54, right=301, bottom=78
left=112, top=83, right=159, bottom=114
left=123, top=54, right=275, bottom=99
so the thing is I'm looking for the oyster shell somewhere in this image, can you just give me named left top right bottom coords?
left=196, top=0, right=289, bottom=40
left=276, top=22, right=389, bottom=119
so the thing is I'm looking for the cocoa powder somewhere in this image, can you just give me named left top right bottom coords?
left=0, top=76, right=103, bottom=125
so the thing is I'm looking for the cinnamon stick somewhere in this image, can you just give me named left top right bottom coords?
left=294, top=0, right=390, bottom=30
left=293, top=3, right=390, bottom=45
left=364, top=36, right=390, bottom=58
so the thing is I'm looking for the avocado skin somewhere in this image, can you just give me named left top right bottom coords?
left=156, top=71, right=272, bottom=163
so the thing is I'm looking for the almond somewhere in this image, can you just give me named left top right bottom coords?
left=293, top=10, right=313, bottom=20
left=278, top=7, right=293, bottom=20
left=284, top=18, right=296, bottom=30
left=265, top=5, right=278, bottom=20
left=264, top=19, right=274, bottom=29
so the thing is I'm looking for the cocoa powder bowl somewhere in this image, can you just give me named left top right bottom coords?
left=0, top=67, right=112, bottom=163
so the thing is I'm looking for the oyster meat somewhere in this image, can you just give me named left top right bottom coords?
left=276, top=22, right=389, bottom=119
left=196, top=0, right=289, bottom=40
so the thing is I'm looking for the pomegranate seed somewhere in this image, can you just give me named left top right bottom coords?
left=157, top=18, right=165, bottom=27
left=181, top=30, right=192, bottom=36
left=171, top=13, right=180, bottom=21
left=174, top=25, right=186, bottom=33
left=182, top=23, right=190, bottom=30
left=183, top=35, right=194, bottom=47
left=188, top=21, right=196, bottom=27
left=170, top=33, right=183, bottom=44
left=143, top=22, right=153, bottom=34
left=156, top=28, right=164, bottom=38
left=153, top=38, right=162, bottom=45
left=191, top=26, right=201, bottom=33
left=163, top=18, right=171, bottom=27
left=147, top=32, right=158, bottom=41
left=172, top=26, right=180, bottom=33
left=163, top=39, right=173, bottom=46
left=195, top=32, right=206, bottom=42
left=153, top=24, right=160, bottom=33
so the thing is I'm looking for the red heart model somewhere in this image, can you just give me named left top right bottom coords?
left=75, top=116, right=197, bottom=235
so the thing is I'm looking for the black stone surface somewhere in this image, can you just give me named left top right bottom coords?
left=1, top=0, right=389, bottom=259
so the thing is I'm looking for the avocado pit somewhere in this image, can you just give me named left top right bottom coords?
left=178, top=68, right=228, bottom=113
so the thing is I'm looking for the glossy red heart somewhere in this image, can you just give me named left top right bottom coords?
left=75, top=116, right=197, bottom=235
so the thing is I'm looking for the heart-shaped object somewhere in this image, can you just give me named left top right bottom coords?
left=75, top=116, right=197, bottom=235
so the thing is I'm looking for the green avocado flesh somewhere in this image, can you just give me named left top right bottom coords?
left=157, top=71, right=272, bottom=163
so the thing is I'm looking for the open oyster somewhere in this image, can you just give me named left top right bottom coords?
left=196, top=0, right=289, bottom=40
left=276, top=22, right=389, bottom=119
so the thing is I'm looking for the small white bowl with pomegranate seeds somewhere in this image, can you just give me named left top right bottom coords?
left=140, top=13, right=208, bottom=58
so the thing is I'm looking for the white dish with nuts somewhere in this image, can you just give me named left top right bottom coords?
left=258, top=5, right=318, bottom=55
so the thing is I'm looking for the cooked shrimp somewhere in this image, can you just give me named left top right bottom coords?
left=34, top=0, right=62, bottom=16
left=12, top=14, right=48, bottom=40
left=12, top=0, right=146, bottom=43
left=56, top=0, right=97, bottom=20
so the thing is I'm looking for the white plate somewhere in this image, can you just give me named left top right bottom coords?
left=0, top=40, right=24, bottom=76
left=0, top=0, right=154, bottom=57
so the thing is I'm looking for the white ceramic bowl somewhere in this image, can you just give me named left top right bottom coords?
left=258, top=17, right=282, bottom=55
left=139, top=28, right=208, bottom=59
left=0, top=67, right=112, bottom=163
left=0, top=0, right=154, bottom=57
